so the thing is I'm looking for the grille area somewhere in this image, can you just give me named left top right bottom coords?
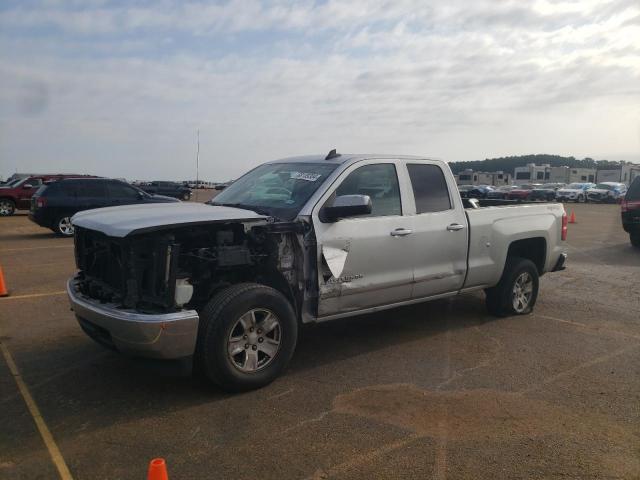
left=74, top=227, right=179, bottom=311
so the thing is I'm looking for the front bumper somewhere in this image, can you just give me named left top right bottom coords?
left=67, top=278, right=199, bottom=359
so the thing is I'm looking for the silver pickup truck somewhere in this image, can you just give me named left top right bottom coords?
left=68, top=152, right=568, bottom=391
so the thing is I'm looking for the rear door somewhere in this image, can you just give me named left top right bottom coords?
left=76, top=181, right=109, bottom=212
left=312, top=160, right=416, bottom=317
left=404, top=162, right=468, bottom=299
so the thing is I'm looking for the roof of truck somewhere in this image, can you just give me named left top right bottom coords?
left=265, top=152, right=442, bottom=166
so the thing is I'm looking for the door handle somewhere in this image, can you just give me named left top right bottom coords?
left=447, top=223, right=465, bottom=231
left=390, top=228, right=413, bottom=237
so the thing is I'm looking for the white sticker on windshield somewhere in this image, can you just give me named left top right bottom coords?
left=290, top=172, right=322, bottom=182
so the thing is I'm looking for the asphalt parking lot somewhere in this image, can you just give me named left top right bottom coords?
left=1, top=202, right=639, bottom=480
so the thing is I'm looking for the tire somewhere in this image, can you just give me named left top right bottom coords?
left=0, top=198, right=15, bottom=216
left=182, top=192, right=190, bottom=201
left=485, top=257, right=539, bottom=317
left=55, top=216, right=75, bottom=236
left=577, top=195, right=585, bottom=203
left=631, top=233, right=640, bottom=249
left=194, top=283, right=298, bottom=392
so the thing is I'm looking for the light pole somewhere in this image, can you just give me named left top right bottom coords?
left=196, top=129, right=200, bottom=189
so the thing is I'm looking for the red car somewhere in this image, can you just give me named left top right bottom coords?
left=0, top=174, right=97, bottom=216
left=505, top=184, right=541, bottom=201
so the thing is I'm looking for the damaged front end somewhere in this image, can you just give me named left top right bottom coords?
left=72, top=218, right=309, bottom=316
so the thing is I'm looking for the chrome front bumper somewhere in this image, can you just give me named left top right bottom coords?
left=67, top=278, right=199, bottom=359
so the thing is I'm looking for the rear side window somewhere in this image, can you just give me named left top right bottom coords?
left=407, top=164, right=452, bottom=213
left=76, top=181, right=107, bottom=198
left=627, top=178, right=640, bottom=200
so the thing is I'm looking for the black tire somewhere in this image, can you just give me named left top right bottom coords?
left=0, top=198, right=15, bottom=216
left=194, top=283, right=298, bottom=392
left=485, top=257, right=539, bottom=317
left=631, top=233, right=640, bottom=249
left=54, top=216, right=75, bottom=236
left=577, top=194, right=585, bottom=203
left=182, top=192, right=190, bottom=201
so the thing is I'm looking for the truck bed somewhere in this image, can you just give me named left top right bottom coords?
left=462, top=201, right=566, bottom=289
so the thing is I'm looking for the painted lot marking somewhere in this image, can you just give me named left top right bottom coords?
left=0, top=291, right=66, bottom=301
left=0, top=339, right=74, bottom=480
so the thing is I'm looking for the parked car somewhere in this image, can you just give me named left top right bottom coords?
left=485, top=185, right=518, bottom=200
left=587, top=182, right=627, bottom=203
left=67, top=152, right=568, bottom=391
left=140, top=181, right=192, bottom=200
left=505, top=184, right=540, bottom=201
left=29, top=178, right=179, bottom=236
left=0, top=174, right=97, bottom=216
left=529, top=185, right=559, bottom=202
left=555, top=183, right=595, bottom=203
left=458, top=184, right=494, bottom=199
left=622, top=177, right=640, bottom=248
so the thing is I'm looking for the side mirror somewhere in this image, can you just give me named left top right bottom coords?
left=322, top=194, right=372, bottom=222
left=23, top=184, right=33, bottom=189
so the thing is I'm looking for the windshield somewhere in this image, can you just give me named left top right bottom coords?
left=567, top=183, right=585, bottom=189
left=210, top=162, right=338, bottom=220
left=595, top=183, right=614, bottom=190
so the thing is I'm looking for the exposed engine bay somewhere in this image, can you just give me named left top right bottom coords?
left=73, top=219, right=319, bottom=318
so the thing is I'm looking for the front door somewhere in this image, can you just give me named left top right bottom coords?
left=313, top=160, right=415, bottom=318
left=17, top=178, right=43, bottom=209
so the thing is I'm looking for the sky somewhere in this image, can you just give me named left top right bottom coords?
left=0, top=0, right=639, bottom=182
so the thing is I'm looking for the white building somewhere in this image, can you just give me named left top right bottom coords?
left=513, top=163, right=552, bottom=183
left=597, top=165, right=640, bottom=185
left=455, top=169, right=511, bottom=186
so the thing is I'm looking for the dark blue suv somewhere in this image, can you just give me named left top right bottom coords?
left=29, top=178, right=179, bottom=236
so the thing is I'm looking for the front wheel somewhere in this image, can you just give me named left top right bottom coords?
left=194, top=283, right=298, bottom=392
left=55, top=216, right=75, bottom=236
left=631, top=233, right=640, bottom=248
left=577, top=195, right=585, bottom=203
left=0, top=198, right=15, bottom=216
left=182, top=192, right=190, bottom=201
left=485, top=257, right=539, bottom=317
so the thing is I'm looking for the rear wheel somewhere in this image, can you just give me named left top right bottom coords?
left=486, top=257, right=539, bottom=317
left=631, top=233, right=640, bottom=248
left=182, top=192, right=190, bottom=201
left=55, top=216, right=75, bottom=236
left=194, top=283, right=298, bottom=392
left=0, top=198, right=15, bottom=216
left=577, top=194, right=585, bottom=203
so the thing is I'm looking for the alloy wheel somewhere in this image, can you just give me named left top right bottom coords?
left=58, top=217, right=75, bottom=236
left=512, top=272, right=534, bottom=313
left=0, top=200, right=14, bottom=216
left=227, top=309, right=282, bottom=373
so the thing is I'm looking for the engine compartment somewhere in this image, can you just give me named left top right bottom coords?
left=74, top=220, right=308, bottom=314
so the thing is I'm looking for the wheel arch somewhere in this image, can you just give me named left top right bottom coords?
left=506, top=237, right=547, bottom=275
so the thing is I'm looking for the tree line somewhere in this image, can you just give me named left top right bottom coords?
left=448, top=154, right=632, bottom=174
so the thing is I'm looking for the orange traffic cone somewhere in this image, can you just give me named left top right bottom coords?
left=0, top=265, right=8, bottom=297
left=569, top=211, right=576, bottom=224
left=147, top=458, right=169, bottom=480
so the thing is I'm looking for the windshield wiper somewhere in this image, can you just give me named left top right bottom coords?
left=210, top=202, right=272, bottom=216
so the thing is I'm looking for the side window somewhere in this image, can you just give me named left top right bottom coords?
left=108, top=182, right=140, bottom=200
left=27, top=178, right=43, bottom=187
left=334, top=164, right=401, bottom=217
left=407, top=164, right=452, bottom=214
left=77, top=181, right=108, bottom=198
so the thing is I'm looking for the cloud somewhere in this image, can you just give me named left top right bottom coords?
left=0, top=0, right=638, bottom=181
